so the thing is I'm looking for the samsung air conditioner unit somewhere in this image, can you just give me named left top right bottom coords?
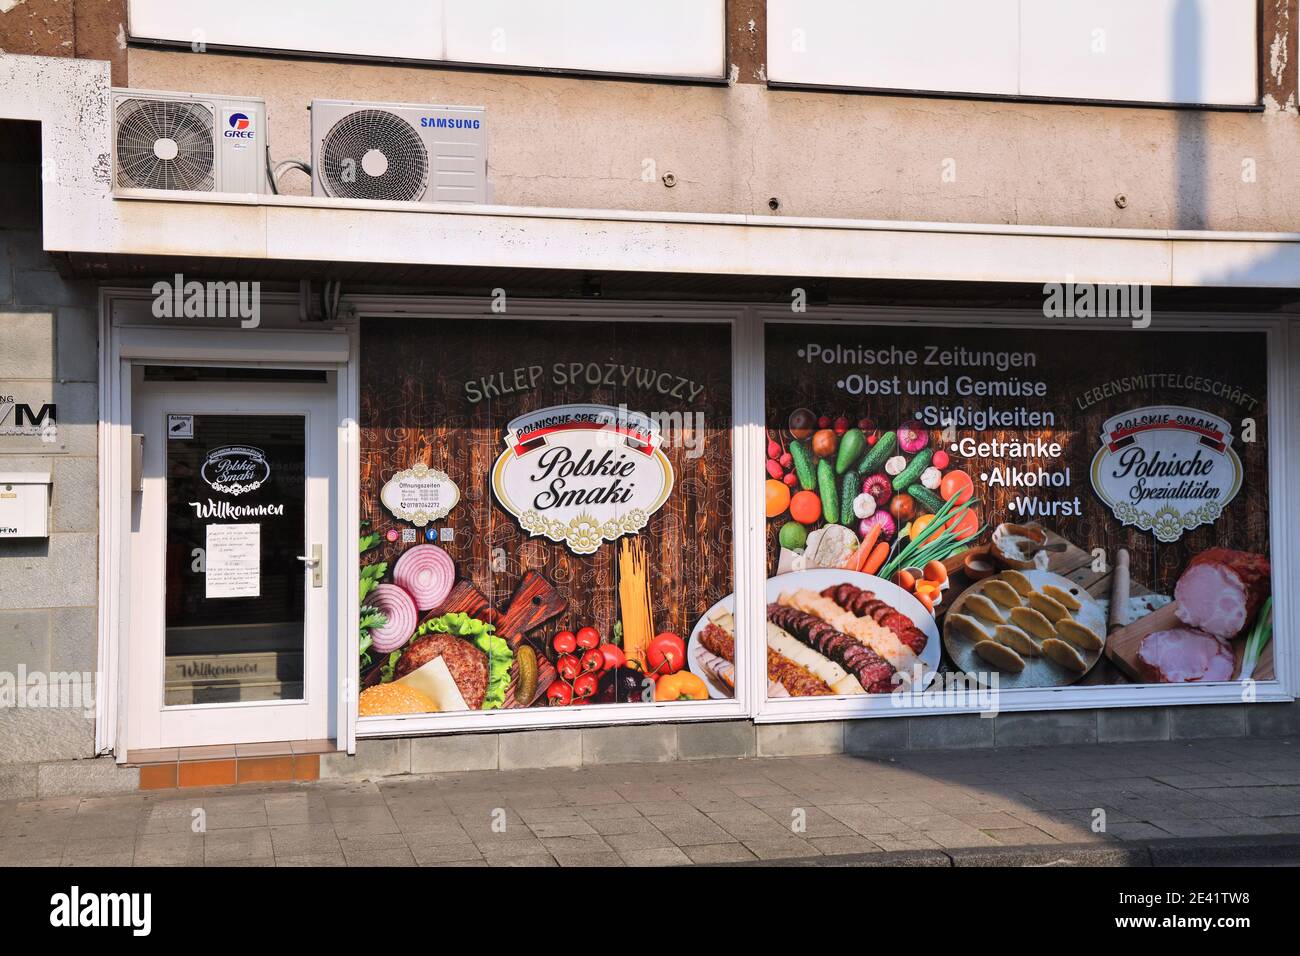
left=112, top=89, right=268, bottom=194
left=310, top=99, right=488, bottom=204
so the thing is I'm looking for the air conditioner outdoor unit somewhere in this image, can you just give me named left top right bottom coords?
left=112, top=88, right=268, bottom=194
left=310, top=99, right=488, bottom=204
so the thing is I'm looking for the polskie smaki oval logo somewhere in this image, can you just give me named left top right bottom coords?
left=491, top=403, right=674, bottom=555
left=1090, top=404, right=1242, bottom=543
left=201, top=445, right=270, bottom=496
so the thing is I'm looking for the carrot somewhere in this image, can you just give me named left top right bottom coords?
left=851, top=524, right=883, bottom=573
left=862, top=541, right=891, bottom=576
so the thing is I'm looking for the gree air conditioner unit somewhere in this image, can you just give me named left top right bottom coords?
left=310, top=99, right=488, bottom=204
left=112, top=89, right=268, bottom=194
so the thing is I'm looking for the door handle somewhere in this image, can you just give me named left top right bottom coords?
left=297, top=544, right=323, bottom=588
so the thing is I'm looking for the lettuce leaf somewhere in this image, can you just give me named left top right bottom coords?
left=417, top=612, right=514, bottom=710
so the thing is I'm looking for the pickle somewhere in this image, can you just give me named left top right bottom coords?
left=515, top=644, right=539, bottom=704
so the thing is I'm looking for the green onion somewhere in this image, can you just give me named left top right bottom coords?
left=1238, top=596, right=1273, bottom=681
left=881, top=495, right=983, bottom=580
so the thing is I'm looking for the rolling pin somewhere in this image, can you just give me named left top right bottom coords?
left=1108, top=549, right=1131, bottom=632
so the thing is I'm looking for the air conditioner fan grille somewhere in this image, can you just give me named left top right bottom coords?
left=319, top=109, right=428, bottom=202
left=115, top=98, right=215, bottom=192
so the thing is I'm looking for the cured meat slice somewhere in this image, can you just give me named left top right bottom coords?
left=1174, top=549, right=1270, bottom=640
left=766, top=603, right=895, bottom=693
left=820, top=584, right=929, bottom=654
left=1136, top=627, right=1235, bottom=683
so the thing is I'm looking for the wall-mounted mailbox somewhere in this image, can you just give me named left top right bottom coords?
left=0, top=472, right=51, bottom=538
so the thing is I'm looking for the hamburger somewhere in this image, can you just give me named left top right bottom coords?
left=357, top=682, right=436, bottom=717
left=394, top=632, right=489, bottom=710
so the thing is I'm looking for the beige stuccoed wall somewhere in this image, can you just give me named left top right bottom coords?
left=129, top=48, right=1300, bottom=232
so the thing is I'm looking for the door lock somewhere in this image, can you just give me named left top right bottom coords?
left=297, top=544, right=323, bottom=588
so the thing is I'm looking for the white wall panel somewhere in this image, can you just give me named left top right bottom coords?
left=443, top=0, right=725, bottom=77
left=767, top=0, right=1258, bottom=106
left=129, top=0, right=725, bottom=78
left=1020, top=1, right=1258, bottom=106
left=767, top=0, right=1020, bottom=95
left=128, top=0, right=442, bottom=61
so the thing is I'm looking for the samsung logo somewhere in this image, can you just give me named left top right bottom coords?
left=420, top=117, right=481, bottom=129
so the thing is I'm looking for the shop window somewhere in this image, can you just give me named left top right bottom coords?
left=357, top=317, right=734, bottom=718
left=763, top=320, right=1274, bottom=707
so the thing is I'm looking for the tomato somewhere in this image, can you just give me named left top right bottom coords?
left=580, top=647, right=606, bottom=674
left=645, top=632, right=686, bottom=676
left=552, top=630, right=577, bottom=655
left=939, top=470, right=974, bottom=505
left=575, top=626, right=601, bottom=650
left=556, top=654, right=581, bottom=682
left=789, top=490, right=822, bottom=525
left=599, top=644, right=626, bottom=671
left=947, top=507, right=980, bottom=541
left=546, top=682, right=573, bottom=706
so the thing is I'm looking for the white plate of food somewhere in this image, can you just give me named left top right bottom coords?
left=687, top=568, right=941, bottom=699
left=943, top=568, right=1106, bottom=688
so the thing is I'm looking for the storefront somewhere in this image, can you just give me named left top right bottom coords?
left=98, top=291, right=1294, bottom=758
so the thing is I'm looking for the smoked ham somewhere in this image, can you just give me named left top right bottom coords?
left=1136, top=627, right=1234, bottom=683
left=1174, top=549, right=1271, bottom=641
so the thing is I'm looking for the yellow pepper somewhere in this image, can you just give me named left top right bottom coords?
left=654, top=671, right=709, bottom=702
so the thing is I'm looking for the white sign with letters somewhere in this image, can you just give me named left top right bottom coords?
left=491, top=404, right=674, bottom=555
left=205, top=523, right=261, bottom=598
left=1090, top=404, right=1243, bottom=543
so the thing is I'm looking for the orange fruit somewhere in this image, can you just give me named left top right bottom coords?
left=765, top=479, right=791, bottom=518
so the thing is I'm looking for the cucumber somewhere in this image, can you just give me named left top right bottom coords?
left=839, top=470, right=859, bottom=525
left=835, top=428, right=867, bottom=475
left=817, top=458, right=839, bottom=524
left=907, top=482, right=944, bottom=515
left=789, top=439, right=817, bottom=491
left=858, top=430, right=897, bottom=477
left=892, top=448, right=933, bottom=492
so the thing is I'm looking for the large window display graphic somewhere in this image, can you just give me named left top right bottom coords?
left=763, top=322, right=1274, bottom=701
left=357, top=318, right=734, bottom=717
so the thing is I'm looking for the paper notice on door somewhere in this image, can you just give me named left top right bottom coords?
left=205, top=523, right=261, bottom=598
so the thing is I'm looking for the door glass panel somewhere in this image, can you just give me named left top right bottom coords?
left=164, top=414, right=306, bottom=705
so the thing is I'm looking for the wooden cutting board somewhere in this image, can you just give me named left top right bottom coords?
left=1106, top=601, right=1275, bottom=683
left=496, top=571, right=567, bottom=708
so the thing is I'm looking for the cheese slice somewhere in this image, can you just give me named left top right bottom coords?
left=394, top=656, right=467, bottom=712
left=767, top=623, right=864, bottom=695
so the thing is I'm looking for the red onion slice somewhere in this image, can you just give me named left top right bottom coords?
left=369, top=583, right=418, bottom=653
left=393, top=544, right=455, bottom=611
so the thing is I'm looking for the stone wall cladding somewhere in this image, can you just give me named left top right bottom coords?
left=0, top=152, right=100, bottom=770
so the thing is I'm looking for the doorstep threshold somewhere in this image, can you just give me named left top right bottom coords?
left=124, top=739, right=337, bottom=790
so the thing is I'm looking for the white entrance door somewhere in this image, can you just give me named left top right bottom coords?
left=127, top=370, right=337, bottom=749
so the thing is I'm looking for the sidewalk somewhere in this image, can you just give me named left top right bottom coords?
left=3, top=736, right=1298, bottom=867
